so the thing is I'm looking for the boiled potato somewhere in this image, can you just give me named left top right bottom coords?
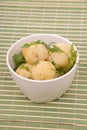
left=50, top=43, right=71, bottom=68
left=37, top=44, right=48, bottom=61
left=32, top=61, right=56, bottom=80
left=22, top=44, right=48, bottom=64
left=56, top=43, right=71, bottom=56
left=51, top=52, right=68, bottom=68
left=16, top=63, right=32, bottom=78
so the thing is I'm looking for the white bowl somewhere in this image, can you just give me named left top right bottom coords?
left=6, top=34, right=79, bottom=103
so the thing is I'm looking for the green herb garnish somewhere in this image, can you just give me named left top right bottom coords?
left=23, top=40, right=48, bottom=48
left=56, top=67, right=65, bottom=76
left=52, top=61, right=65, bottom=76
left=68, top=44, right=77, bottom=67
left=19, top=64, right=30, bottom=71
left=49, top=45, right=63, bottom=53
left=52, top=60, right=59, bottom=68
left=70, top=44, right=77, bottom=58
left=13, top=52, right=25, bottom=70
left=13, top=52, right=25, bottom=64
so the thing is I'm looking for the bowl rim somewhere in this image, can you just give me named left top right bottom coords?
left=6, top=34, right=79, bottom=83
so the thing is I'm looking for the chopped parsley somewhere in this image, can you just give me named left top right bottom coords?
left=23, top=40, right=48, bottom=49
left=49, top=45, right=63, bottom=53
left=67, top=44, right=77, bottom=69
left=52, top=61, right=65, bottom=76
left=19, top=64, right=30, bottom=71
left=13, top=52, right=25, bottom=70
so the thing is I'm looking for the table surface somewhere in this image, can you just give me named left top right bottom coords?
left=0, top=0, right=87, bottom=130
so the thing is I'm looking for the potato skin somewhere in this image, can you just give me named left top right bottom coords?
left=51, top=52, right=68, bottom=68
left=56, top=43, right=71, bottom=56
left=50, top=43, right=71, bottom=68
left=32, top=61, right=56, bottom=80
left=16, top=63, right=32, bottom=78
left=37, top=44, right=48, bottom=61
left=22, top=44, right=48, bottom=64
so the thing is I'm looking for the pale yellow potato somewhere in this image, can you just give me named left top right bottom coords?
left=22, top=47, right=27, bottom=58
left=51, top=52, right=68, bottom=68
left=22, top=44, right=48, bottom=64
left=37, top=44, right=48, bottom=61
left=47, top=52, right=52, bottom=62
left=16, top=63, right=32, bottom=79
left=32, top=61, right=56, bottom=80
left=55, top=43, right=71, bottom=56
left=22, top=45, right=38, bottom=64
left=50, top=43, right=71, bottom=68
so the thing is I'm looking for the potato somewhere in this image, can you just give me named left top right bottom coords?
left=32, top=61, right=56, bottom=80
left=16, top=63, right=32, bottom=78
left=50, top=43, right=71, bottom=68
left=51, top=52, right=68, bottom=68
left=56, top=43, right=71, bottom=56
left=22, top=44, right=48, bottom=64
left=22, top=45, right=38, bottom=64
left=37, top=44, right=48, bottom=61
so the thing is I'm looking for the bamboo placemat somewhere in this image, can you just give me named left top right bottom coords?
left=0, top=0, right=87, bottom=129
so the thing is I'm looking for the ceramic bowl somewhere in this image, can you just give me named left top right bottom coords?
left=6, top=34, right=79, bottom=103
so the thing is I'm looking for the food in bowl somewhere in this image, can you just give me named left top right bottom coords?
left=6, top=34, right=79, bottom=102
left=13, top=40, right=77, bottom=80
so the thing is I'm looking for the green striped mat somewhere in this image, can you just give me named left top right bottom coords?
left=0, top=0, right=87, bottom=130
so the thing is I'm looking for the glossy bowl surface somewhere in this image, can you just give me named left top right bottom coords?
left=6, top=34, right=79, bottom=102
